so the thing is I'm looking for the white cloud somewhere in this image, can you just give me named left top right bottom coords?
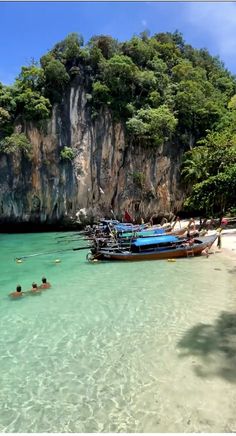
left=141, top=19, right=147, bottom=27
left=184, top=2, right=236, bottom=57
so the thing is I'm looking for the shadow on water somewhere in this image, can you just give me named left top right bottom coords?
left=177, top=311, right=236, bottom=383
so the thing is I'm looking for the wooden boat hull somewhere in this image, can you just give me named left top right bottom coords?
left=93, top=234, right=217, bottom=261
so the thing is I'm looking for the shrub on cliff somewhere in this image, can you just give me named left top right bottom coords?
left=132, top=171, right=146, bottom=188
left=0, top=133, right=32, bottom=158
left=14, top=89, right=51, bottom=120
left=60, top=146, right=75, bottom=161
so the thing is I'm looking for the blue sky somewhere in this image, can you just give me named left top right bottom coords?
left=1, top=1, right=236, bottom=85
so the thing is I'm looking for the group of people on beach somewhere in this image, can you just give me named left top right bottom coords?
left=9, top=277, right=51, bottom=298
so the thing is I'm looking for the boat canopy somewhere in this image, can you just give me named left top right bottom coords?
left=132, top=235, right=179, bottom=247
left=119, top=228, right=165, bottom=238
left=153, top=228, right=165, bottom=234
left=115, top=224, right=145, bottom=232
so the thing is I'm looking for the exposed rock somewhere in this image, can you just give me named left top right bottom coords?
left=0, top=80, right=186, bottom=228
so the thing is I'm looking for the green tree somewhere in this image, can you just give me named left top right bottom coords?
left=88, top=35, right=119, bottom=59
left=51, top=33, right=84, bottom=64
left=135, top=70, right=157, bottom=97
left=181, top=147, right=209, bottom=184
left=148, top=90, right=161, bottom=108
left=198, top=130, right=236, bottom=175
left=40, top=52, right=55, bottom=69
left=92, top=81, right=111, bottom=106
left=184, top=165, right=236, bottom=214
left=101, top=54, right=138, bottom=95
left=122, top=36, right=156, bottom=67
left=0, top=85, right=17, bottom=113
left=0, top=107, right=10, bottom=125
left=44, top=59, right=70, bottom=90
left=127, top=105, right=177, bottom=146
left=17, top=65, right=45, bottom=91
left=228, top=94, right=236, bottom=111
left=15, top=89, right=51, bottom=120
left=182, top=125, right=236, bottom=214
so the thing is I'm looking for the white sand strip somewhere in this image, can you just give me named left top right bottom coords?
left=216, top=228, right=236, bottom=260
left=177, top=219, right=236, bottom=260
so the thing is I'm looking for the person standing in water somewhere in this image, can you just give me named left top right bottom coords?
left=217, top=228, right=223, bottom=249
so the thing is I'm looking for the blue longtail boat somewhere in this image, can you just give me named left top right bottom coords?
left=88, top=234, right=217, bottom=262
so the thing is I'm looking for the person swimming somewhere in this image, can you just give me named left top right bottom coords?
left=39, top=277, right=51, bottom=289
left=30, top=282, right=41, bottom=294
left=9, top=285, right=25, bottom=298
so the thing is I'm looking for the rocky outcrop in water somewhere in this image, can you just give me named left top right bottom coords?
left=0, top=78, right=186, bottom=228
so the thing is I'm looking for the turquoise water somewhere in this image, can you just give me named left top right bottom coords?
left=0, top=231, right=236, bottom=432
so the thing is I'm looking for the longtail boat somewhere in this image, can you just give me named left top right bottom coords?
left=87, top=234, right=217, bottom=262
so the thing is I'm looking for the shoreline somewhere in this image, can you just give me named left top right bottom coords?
left=178, top=219, right=236, bottom=262
left=1, top=219, right=236, bottom=262
left=215, top=228, right=236, bottom=261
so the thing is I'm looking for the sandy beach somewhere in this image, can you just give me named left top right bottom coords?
left=215, top=227, right=236, bottom=261
left=177, top=219, right=236, bottom=261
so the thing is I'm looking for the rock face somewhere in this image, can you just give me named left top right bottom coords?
left=0, top=79, right=186, bottom=227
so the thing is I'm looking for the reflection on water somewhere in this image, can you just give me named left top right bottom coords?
left=0, top=232, right=236, bottom=432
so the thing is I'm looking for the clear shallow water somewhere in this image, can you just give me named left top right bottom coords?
left=0, top=231, right=236, bottom=432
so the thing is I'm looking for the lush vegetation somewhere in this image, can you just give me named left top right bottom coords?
left=181, top=109, right=236, bottom=214
left=0, top=133, right=32, bottom=158
left=0, top=31, right=236, bottom=213
left=60, top=146, right=75, bottom=161
left=132, top=171, right=146, bottom=188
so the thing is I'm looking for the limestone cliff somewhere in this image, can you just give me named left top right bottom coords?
left=0, top=80, right=186, bottom=228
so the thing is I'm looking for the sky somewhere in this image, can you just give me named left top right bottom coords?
left=1, top=1, right=236, bottom=85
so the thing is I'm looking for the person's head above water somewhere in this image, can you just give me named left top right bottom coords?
left=42, top=277, right=47, bottom=284
left=32, top=282, right=38, bottom=289
left=16, top=285, right=22, bottom=292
